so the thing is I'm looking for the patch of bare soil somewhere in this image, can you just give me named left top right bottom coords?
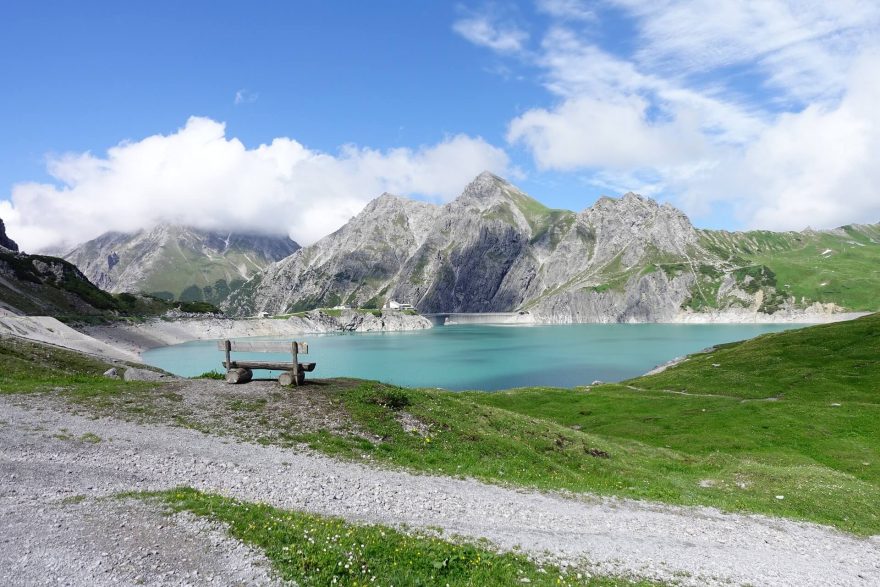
left=7, top=377, right=377, bottom=447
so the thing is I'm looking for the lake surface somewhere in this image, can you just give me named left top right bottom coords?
left=142, top=323, right=805, bottom=391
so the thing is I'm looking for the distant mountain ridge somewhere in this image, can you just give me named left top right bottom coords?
left=0, top=217, right=132, bottom=317
left=225, top=172, right=880, bottom=321
left=64, top=225, right=299, bottom=304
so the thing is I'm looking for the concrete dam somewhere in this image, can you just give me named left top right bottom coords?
left=421, top=312, right=533, bottom=326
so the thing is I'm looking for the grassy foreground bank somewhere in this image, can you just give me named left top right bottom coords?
left=2, top=314, right=878, bottom=535
left=133, top=487, right=647, bottom=586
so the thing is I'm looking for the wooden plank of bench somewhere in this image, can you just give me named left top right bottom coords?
left=215, top=340, right=308, bottom=354
left=224, top=361, right=316, bottom=372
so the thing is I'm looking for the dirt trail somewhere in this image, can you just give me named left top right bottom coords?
left=2, top=398, right=878, bottom=586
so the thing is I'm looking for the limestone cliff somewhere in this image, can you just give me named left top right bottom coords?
left=225, top=172, right=880, bottom=321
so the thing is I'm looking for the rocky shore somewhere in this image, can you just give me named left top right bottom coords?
left=3, top=305, right=866, bottom=364
left=671, top=303, right=869, bottom=324
left=529, top=300, right=869, bottom=325
left=83, top=309, right=433, bottom=357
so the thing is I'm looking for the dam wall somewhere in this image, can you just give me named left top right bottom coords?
left=423, top=312, right=534, bottom=326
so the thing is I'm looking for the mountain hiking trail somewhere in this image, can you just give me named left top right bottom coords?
left=1, top=397, right=878, bottom=586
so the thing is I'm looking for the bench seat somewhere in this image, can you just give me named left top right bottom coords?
left=223, top=361, right=316, bottom=372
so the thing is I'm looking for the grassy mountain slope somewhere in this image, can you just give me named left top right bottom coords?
left=0, top=250, right=127, bottom=317
left=700, top=224, right=880, bottom=311
left=476, top=314, right=880, bottom=533
left=0, top=249, right=219, bottom=320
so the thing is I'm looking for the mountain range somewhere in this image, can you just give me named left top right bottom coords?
left=225, top=172, right=880, bottom=320
left=1, top=216, right=133, bottom=317
left=63, top=226, right=299, bottom=304
left=7, top=172, right=877, bottom=322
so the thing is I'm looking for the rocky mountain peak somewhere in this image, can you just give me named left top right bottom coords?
left=0, top=218, right=19, bottom=252
left=365, top=192, right=406, bottom=210
left=454, top=171, right=520, bottom=208
left=63, top=224, right=299, bottom=302
left=578, top=192, right=698, bottom=264
left=445, top=171, right=555, bottom=238
left=585, top=192, right=690, bottom=226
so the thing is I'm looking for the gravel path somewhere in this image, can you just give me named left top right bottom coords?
left=2, top=398, right=878, bottom=586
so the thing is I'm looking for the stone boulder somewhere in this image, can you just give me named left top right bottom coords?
left=123, top=367, right=177, bottom=382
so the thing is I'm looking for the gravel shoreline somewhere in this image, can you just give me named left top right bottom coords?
left=1, top=309, right=866, bottom=365
left=2, top=395, right=878, bottom=586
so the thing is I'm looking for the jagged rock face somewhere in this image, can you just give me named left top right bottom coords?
left=64, top=225, right=299, bottom=303
left=227, top=172, right=709, bottom=321
left=0, top=218, right=19, bottom=252
left=229, top=171, right=880, bottom=320
left=528, top=272, right=696, bottom=323
left=391, top=173, right=542, bottom=312
left=521, top=192, right=701, bottom=322
left=226, top=195, right=440, bottom=316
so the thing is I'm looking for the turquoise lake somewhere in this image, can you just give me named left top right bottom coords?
left=142, top=323, right=805, bottom=391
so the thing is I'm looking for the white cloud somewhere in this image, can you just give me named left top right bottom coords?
left=234, top=89, right=258, bottom=105
left=506, top=27, right=760, bottom=175
left=535, top=28, right=765, bottom=144
left=476, top=1, right=880, bottom=230
left=508, top=95, right=707, bottom=170
left=681, top=53, right=880, bottom=230
left=0, top=117, right=509, bottom=251
left=612, top=0, right=880, bottom=103
left=535, top=0, right=595, bottom=22
left=453, top=13, right=528, bottom=53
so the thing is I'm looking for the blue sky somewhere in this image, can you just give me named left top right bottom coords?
left=2, top=1, right=879, bottom=250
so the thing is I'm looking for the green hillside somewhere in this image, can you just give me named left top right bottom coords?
left=136, top=238, right=252, bottom=303
left=476, top=314, right=880, bottom=533
left=700, top=224, right=880, bottom=311
left=4, top=315, right=879, bottom=535
left=0, top=250, right=220, bottom=320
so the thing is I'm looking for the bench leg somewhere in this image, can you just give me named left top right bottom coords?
left=296, top=366, right=305, bottom=386
left=278, top=371, right=295, bottom=386
left=226, top=367, right=252, bottom=384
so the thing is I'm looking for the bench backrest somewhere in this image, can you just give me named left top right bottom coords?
left=216, top=340, right=308, bottom=354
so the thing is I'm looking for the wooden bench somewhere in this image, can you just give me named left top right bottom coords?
left=217, top=340, right=316, bottom=386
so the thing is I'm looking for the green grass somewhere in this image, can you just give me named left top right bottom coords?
left=194, top=369, right=226, bottom=380
left=701, top=224, right=880, bottom=311
left=5, top=316, right=879, bottom=536
left=136, top=487, right=648, bottom=587
left=0, top=335, right=149, bottom=396
left=473, top=314, right=880, bottom=534
left=749, top=233, right=880, bottom=311
left=630, top=314, right=879, bottom=402
left=283, top=316, right=880, bottom=535
left=289, top=378, right=879, bottom=535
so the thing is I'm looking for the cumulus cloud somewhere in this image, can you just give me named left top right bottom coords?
left=453, top=13, right=528, bottom=53
left=455, top=0, right=880, bottom=230
left=0, top=117, right=510, bottom=251
left=508, top=95, right=707, bottom=170
left=682, top=53, right=880, bottom=230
